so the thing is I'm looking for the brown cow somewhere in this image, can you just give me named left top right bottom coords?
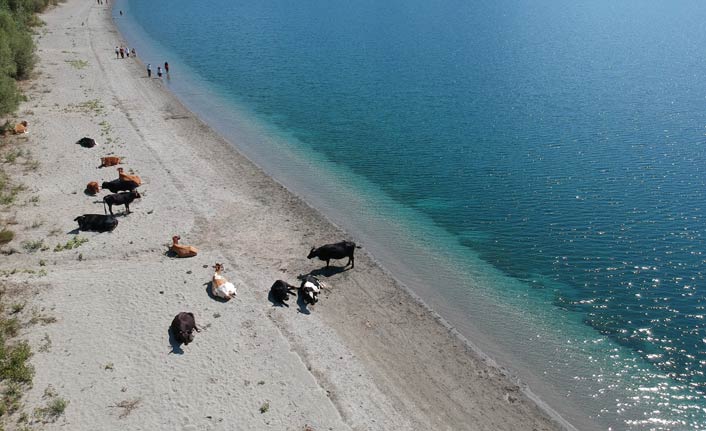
left=13, top=121, right=28, bottom=134
left=117, top=167, right=141, bottom=186
left=85, top=181, right=100, bottom=195
left=100, top=156, right=121, bottom=167
left=170, top=235, right=198, bottom=258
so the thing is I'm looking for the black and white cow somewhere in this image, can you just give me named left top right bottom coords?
left=299, top=275, right=323, bottom=305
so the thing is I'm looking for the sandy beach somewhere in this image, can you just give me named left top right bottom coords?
left=0, top=1, right=572, bottom=429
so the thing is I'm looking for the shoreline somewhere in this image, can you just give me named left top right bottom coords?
left=4, top=0, right=575, bottom=429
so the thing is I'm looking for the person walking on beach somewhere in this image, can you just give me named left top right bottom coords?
left=115, top=46, right=119, bottom=59
left=125, top=47, right=130, bottom=58
left=131, top=48, right=136, bottom=57
left=147, top=63, right=151, bottom=78
left=164, top=61, right=169, bottom=74
left=119, top=46, right=124, bottom=58
left=157, top=66, right=162, bottom=78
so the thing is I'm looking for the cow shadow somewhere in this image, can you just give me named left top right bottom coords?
left=204, top=282, right=230, bottom=303
left=296, top=290, right=312, bottom=315
left=167, top=327, right=184, bottom=355
left=306, top=266, right=347, bottom=278
left=67, top=228, right=80, bottom=235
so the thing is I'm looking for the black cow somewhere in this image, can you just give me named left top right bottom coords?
left=270, top=280, right=297, bottom=306
left=170, top=312, right=199, bottom=346
left=76, top=137, right=96, bottom=148
left=103, top=190, right=141, bottom=215
left=307, top=241, right=359, bottom=268
left=74, top=214, right=118, bottom=232
left=299, top=274, right=323, bottom=305
left=101, top=179, right=138, bottom=194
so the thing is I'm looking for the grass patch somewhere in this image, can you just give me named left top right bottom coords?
left=53, top=236, right=87, bottom=252
left=0, top=230, right=14, bottom=245
left=65, top=59, right=88, bottom=69
left=4, top=150, right=22, bottom=164
left=28, top=310, right=55, bottom=326
left=38, top=333, right=51, bottom=353
left=21, top=240, right=45, bottom=253
left=259, top=401, right=269, bottom=414
left=24, top=159, right=40, bottom=171
left=110, top=398, right=141, bottom=419
left=0, top=341, right=33, bottom=384
left=66, top=99, right=103, bottom=115
left=34, top=391, right=68, bottom=423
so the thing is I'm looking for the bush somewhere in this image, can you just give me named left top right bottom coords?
left=0, top=75, right=21, bottom=115
left=0, top=229, right=14, bottom=245
left=0, top=0, right=50, bottom=116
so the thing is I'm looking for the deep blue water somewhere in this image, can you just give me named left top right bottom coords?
left=116, top=0, right=706, bottom=428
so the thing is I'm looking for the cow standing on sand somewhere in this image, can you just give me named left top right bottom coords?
left=307, top=241, right=359, bottom=269
left=103, top=190, right=140, bottom=215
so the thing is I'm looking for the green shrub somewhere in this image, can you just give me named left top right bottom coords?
left=0, top=75, right=21, bottom=115
left=0, top=229, right=13, bottom=245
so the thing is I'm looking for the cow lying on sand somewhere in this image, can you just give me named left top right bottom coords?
left=77, top=137, right=96, bottom=148
left=170, top=235, right=198, bottom=257
left=270, top=280, right=297, bottom=306
left=307, top=241, right=359, bottom=268
left=100, top=156, right=121, bottom=167
left=212, top=263, right=237, bottom=300
left=103, top=190, right=140, bottom=215
left=299, top=275, right=324, bottom=305
left=101, top=179, right=138, bottom=194
left=74, top=214, right=118, bottom=232
left=170, top=312, right=199, bottom=346
left=14, top=121, right=28, bottom=134
left=117, top=167, right=141, bottom=186
left=85, top=181, right=100, bottom=195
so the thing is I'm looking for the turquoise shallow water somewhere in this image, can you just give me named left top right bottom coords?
left=115, top=0, right=706, bottom=428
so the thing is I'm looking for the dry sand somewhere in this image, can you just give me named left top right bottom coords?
left=0, top=0, right=575, bottom=429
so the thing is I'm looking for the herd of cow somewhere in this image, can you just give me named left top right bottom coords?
left=172, top=241, right=360, bottom=347
left=71, top=148, right=360, bottom=349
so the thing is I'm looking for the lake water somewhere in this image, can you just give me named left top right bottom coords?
left=114, top=0, right=706, bottom=429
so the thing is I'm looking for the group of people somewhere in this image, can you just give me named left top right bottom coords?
left=115, top=45, right=135, bottom=59
left=112, top=44, right=170, bottom=80
left=147, top=62, right=169, bottom=79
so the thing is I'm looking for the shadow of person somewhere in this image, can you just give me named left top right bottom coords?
left=167, top=327, right=184, bottom=355
left=204, top=281, right=230, bottom=303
